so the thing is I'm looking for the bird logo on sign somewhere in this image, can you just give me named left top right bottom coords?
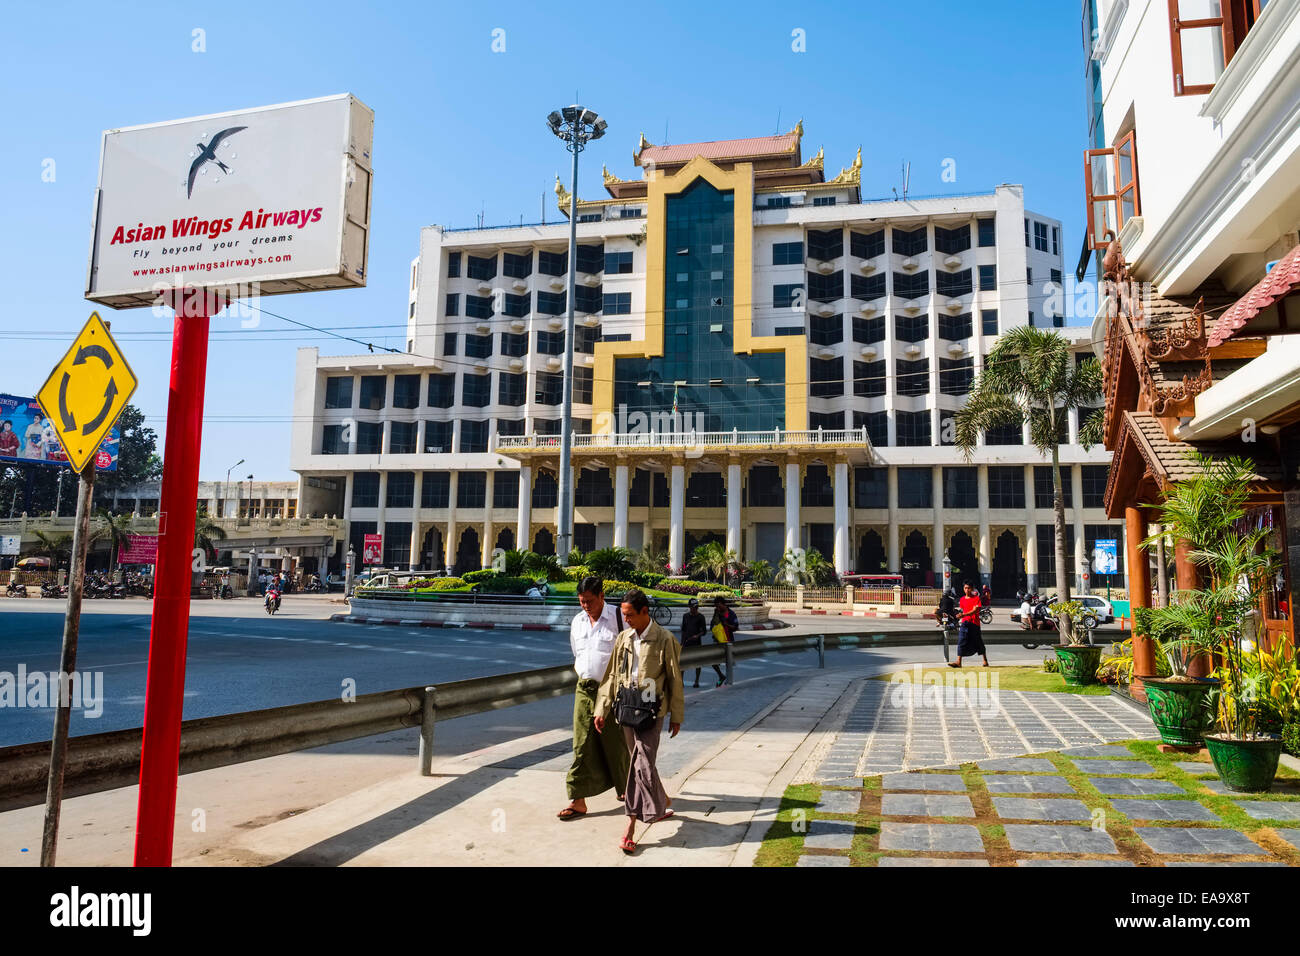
left=187, top=126, right=246, bottom=198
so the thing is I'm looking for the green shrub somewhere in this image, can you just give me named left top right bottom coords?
left=696, top=590, right=736, bottom=603
left=473, top=576, right=535, bottom=595
left=564, top=565, right=591, bottom=582
left=1041, top=655, right=1060, bottom=674
left=463, top=569, right=499, bottom=583
left=1282, top=721, right=1300, bottom=758
left=628, top=570, right=665, bottom=588
left=598, top=579, right=636, bottom=596
left=585, top=547, right=635, bottom=580
left=653, top=579, right=719, bottom=596
left=415, top=577, right=467, bottom=591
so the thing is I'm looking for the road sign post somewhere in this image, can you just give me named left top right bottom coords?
left=39, top=460, right=95, bottom=867
left=133, top=289, right=217, bottom=867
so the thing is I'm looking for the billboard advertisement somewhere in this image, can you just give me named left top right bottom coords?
left=0, top=393, right=118, bottom=471
left=120, top=534, right=159, bottom=565
left=85, top=94, right=373, bottom=309
left=1093, top=539, right=1119, bottom=575
left=362, top=533, right=382, bottom=566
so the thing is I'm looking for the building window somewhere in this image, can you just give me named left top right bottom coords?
left=985, top=422, right=1023, bottom=445
left=496, top=418, right=525, bottom=438
left=603, top=292, right=631, bottom=314
left=421, top=472, right=449, bottom=508
left=575, top=326, right=601, bottom=354
left=854, top=467, right=887, bottom=508
left=574, top=367, right=593, bottom=404
left=773, top=283, right=803, bottom=309
left=943, top=466, right=978, bottom=508
left=1035, top=465, right=1073, bottom=508
left=465, top=295, right=493, bottom=320
left=772, top=241, right=803, bottom=265
left=351, top=472, right=380, bottom=508
left=532, top=471, right=558, bottom=508
left=808, top=229, right=843, bottom=261
left=982, top=309, right=999, bottom=335
left=895, top=313, right=929, bottom=343
left=457, top=472, right=487, bottom=508
left=896, top=410, right=932, bottom=446
left=424, top=421, right=453, bottom=453
left=938, top=312, right=973, bottom=341
left=892, top=227, right=927, bottom=256
left=1024, top=217, right=1030, bottom=247
left=809, top=357, right=844, bottom=397
left=502, top=293, right=529, bottom=318
left=1051, top=225, right=1060, bottom=256
left=851, top=272, right=886, bottom=300
left=938, top=410, right=956, bottom=445
left=897, top=468, right=932, bottom=508
left=461, top=373, right=491, bottom=408
left=1085, top=524, right=1126, bottom=576
left=812, top=195, right=837, bottom=207
left=493, top=471, right=519, bottom=508
left=427, top=373, right=455, bottom=409
left=445, top=293, right=460, bottom=317
left=576, top=244, right=604, bottom=275
left=852, top=315, right=885, bottom=344
left=604, top=251, right=633, bottom=274
left=766, top=196, right=793, bottom=208
left=745, top=465, right=783, bottom=507
left=503, top=251, right=532, bottom=279
left=1167, top=0, right=1264, bottom=96
left=893, top=272, right=929, bottom=300
left=978, top=265, right=997, bottom=291
left=934, top=224, right=971, bottom=254
left=578, top=213, right=601, bottom=223
left=465, top=334, right=493, bottom=359
left=807, top=271, right=843, bottom=303
left=854, top=359, right=885, bottom=397
left=936, top=270, right=973, bottom=299
left=801, top=465, right=833, bottom=507
left=809, top=411, right=845, bottom=430
left=850, top=230, right=885, bottom=259
left=988, top=465, right=1026, bottom=508
left=939, top=357, right=974, bottom=395
left=1033, top=220, right=1049, bottom=252
left=443, top=332, right=458, bottom=356
left=810, top=313, right=843, bottom=346
left=1036, top=524, right=1076, bottom=587
left=386, top=472, right=415, bottom=508
left=1085, top=129, right=1140, bottom=249
left=896, top=358, right=930, bottom=396
left=389, top=421, right=417, bottom=455
left=538, top=250, right=567, bottom=276
left=447, top=252, right=461, bottom=278
left=501, top=332, right=527, bottom=357
left=536, top=330, right=565, bottom=355
left=357, top=375, right=386, bottom=410
left=535, top=372, right=563, bottom=405
left=537, top=291, right=566, bottom=315
left=977, top=218, right=996, bottom=247
left=498, top=372, right=526, bottom=406
left=321, top=424, right=345, bottom=454
left=854, top=410, right=888, bottom=447
left=325, top=376, right=355, bottom=410
left=1081, top=464, right=1109, bottom=508
left=534, top=419, right=561, bottom=436
left=460, top=421, right=489, bottom=454
left=467, top=254, right=496, bottom=281
left=393, top=375, right=421, bottom=409
left=575, top=285, right=602, bottom=314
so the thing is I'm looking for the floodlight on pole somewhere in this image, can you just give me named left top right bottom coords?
left=545, top=104, right=605, bottom=564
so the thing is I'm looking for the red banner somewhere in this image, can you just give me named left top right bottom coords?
left=120, top=533, right=158, bottom=564
left=362, top=533, right=382, bottom=566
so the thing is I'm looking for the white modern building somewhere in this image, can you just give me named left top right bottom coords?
left=291, top=123, right=1120, bottom=597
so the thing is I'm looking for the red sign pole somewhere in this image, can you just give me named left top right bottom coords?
left=133, top=290, right=214, bottom=866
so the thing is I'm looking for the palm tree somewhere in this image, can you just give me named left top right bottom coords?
left=749, top=559, right=774, bottom=587
left=585, top=546, right=634, bottom=580
left=636, top=543, right=670, bottom=576
left=779, top=547, right=834, bottom=586
left=95, top=510, right=134, bottom=575
left=689, top=541, right=735, bottom=583
left=29, top=530, right=73, bottom=572
left=953, top=326, right=1102, bottom=642
left=524, top=550, right=564, bottom=582
left=193, top=505, right=226, bottom=560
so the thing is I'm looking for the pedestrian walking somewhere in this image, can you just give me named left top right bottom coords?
left=680, top=598, right=725, bottom=688
left=594, top=588, right=684, bottom=854
left=557, top=576, right=630, bottom=821
left=980, top=584, right=992, bottom=608
left=949, top=581, right=989, bottom=668
left=708, top=596, right=737, bottom=687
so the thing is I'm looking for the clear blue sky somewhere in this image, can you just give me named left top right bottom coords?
left=0, top=0, right=1087, bottom=481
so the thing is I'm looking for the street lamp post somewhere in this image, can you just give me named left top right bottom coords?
left=225, top=458, right=245, bottom=519
left=941, top=554, right=953, bottom=593
left=546, top=105, right=607, bottom=564
left=345, top=544, right=355, bottom=597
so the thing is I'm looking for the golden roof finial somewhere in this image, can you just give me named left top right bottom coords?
left=639, top=132, right=653, bottom=150
left=827, top=147, right=862, bottom=187
left=602, top=164, right=620, bottom=185
left=793, top=118, right=804, bottom=140
left=799, top=145, right=825, bottom=171
left=555, top=174, right=571, bottom=208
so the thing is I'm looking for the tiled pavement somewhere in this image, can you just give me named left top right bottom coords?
left=793, top=745, right=1300, bottom=867
left=815, top=679, right=1156, bottom=779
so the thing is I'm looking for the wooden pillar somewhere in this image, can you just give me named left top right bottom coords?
left=1176, top=538, right=1212, bottom=678
left=1126, top=506, right=1156, bottom=697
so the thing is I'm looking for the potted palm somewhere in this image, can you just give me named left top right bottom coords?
left=1136, top=600, right=1221, bottom=746
left=1049, top=599, right=1102, bottom=685
left=1147, top=453, right=1282, bottom=791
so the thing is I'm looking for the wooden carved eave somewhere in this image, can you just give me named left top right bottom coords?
left=1143, top=295, right=1207, bottom=362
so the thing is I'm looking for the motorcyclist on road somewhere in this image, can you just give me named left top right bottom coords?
left=934, top=587, right=957, bottom=628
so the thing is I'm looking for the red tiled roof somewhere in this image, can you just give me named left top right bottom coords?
left=1208, top=243, right=1300, bottom=347
left=637, top=131, right=799, bottom=167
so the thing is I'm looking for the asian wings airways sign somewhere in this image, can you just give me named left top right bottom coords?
left=85, top=94, right=373, bottom=309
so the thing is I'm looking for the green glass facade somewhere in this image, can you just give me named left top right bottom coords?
left=613, top=179, right=785, bottom=432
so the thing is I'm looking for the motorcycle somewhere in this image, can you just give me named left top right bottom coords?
left=6, top=581, right=27, bottom=597
left=303, top=577, right=324, bottom=593
left=40, top=581, right=63, bottom=599
left=264, top=587, right=281, bottom=615
left=219, top=582, right=234, bottom=599
left=1021, top=599, right=1098, bottom=648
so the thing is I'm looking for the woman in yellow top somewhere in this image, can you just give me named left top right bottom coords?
left=594, top=588, right=684, bottom=854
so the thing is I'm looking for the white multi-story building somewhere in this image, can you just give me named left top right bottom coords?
left=292, top=123, right=1119, bottom=597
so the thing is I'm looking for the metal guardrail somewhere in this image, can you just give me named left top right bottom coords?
left=0, top=627, right=1066, bottom=811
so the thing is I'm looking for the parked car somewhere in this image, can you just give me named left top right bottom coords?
left=1075, top=595, right=1115, bottom=624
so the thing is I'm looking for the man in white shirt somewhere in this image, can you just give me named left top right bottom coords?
left=557, top=576, right=631, bottom=820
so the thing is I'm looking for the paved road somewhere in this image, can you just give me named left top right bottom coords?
left=0, top=594, right=1073, bottom=750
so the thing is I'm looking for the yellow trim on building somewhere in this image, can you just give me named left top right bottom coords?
left=592, top=155, right=807, bottom=434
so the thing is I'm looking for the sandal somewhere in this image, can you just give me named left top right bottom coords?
left=947, top=662, right=961, bottom=668
left=620, top=836, right=637, bottom=854
left=654, top=809, right=675, bottom=823
left=556, top=806, right=586, bottom=820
